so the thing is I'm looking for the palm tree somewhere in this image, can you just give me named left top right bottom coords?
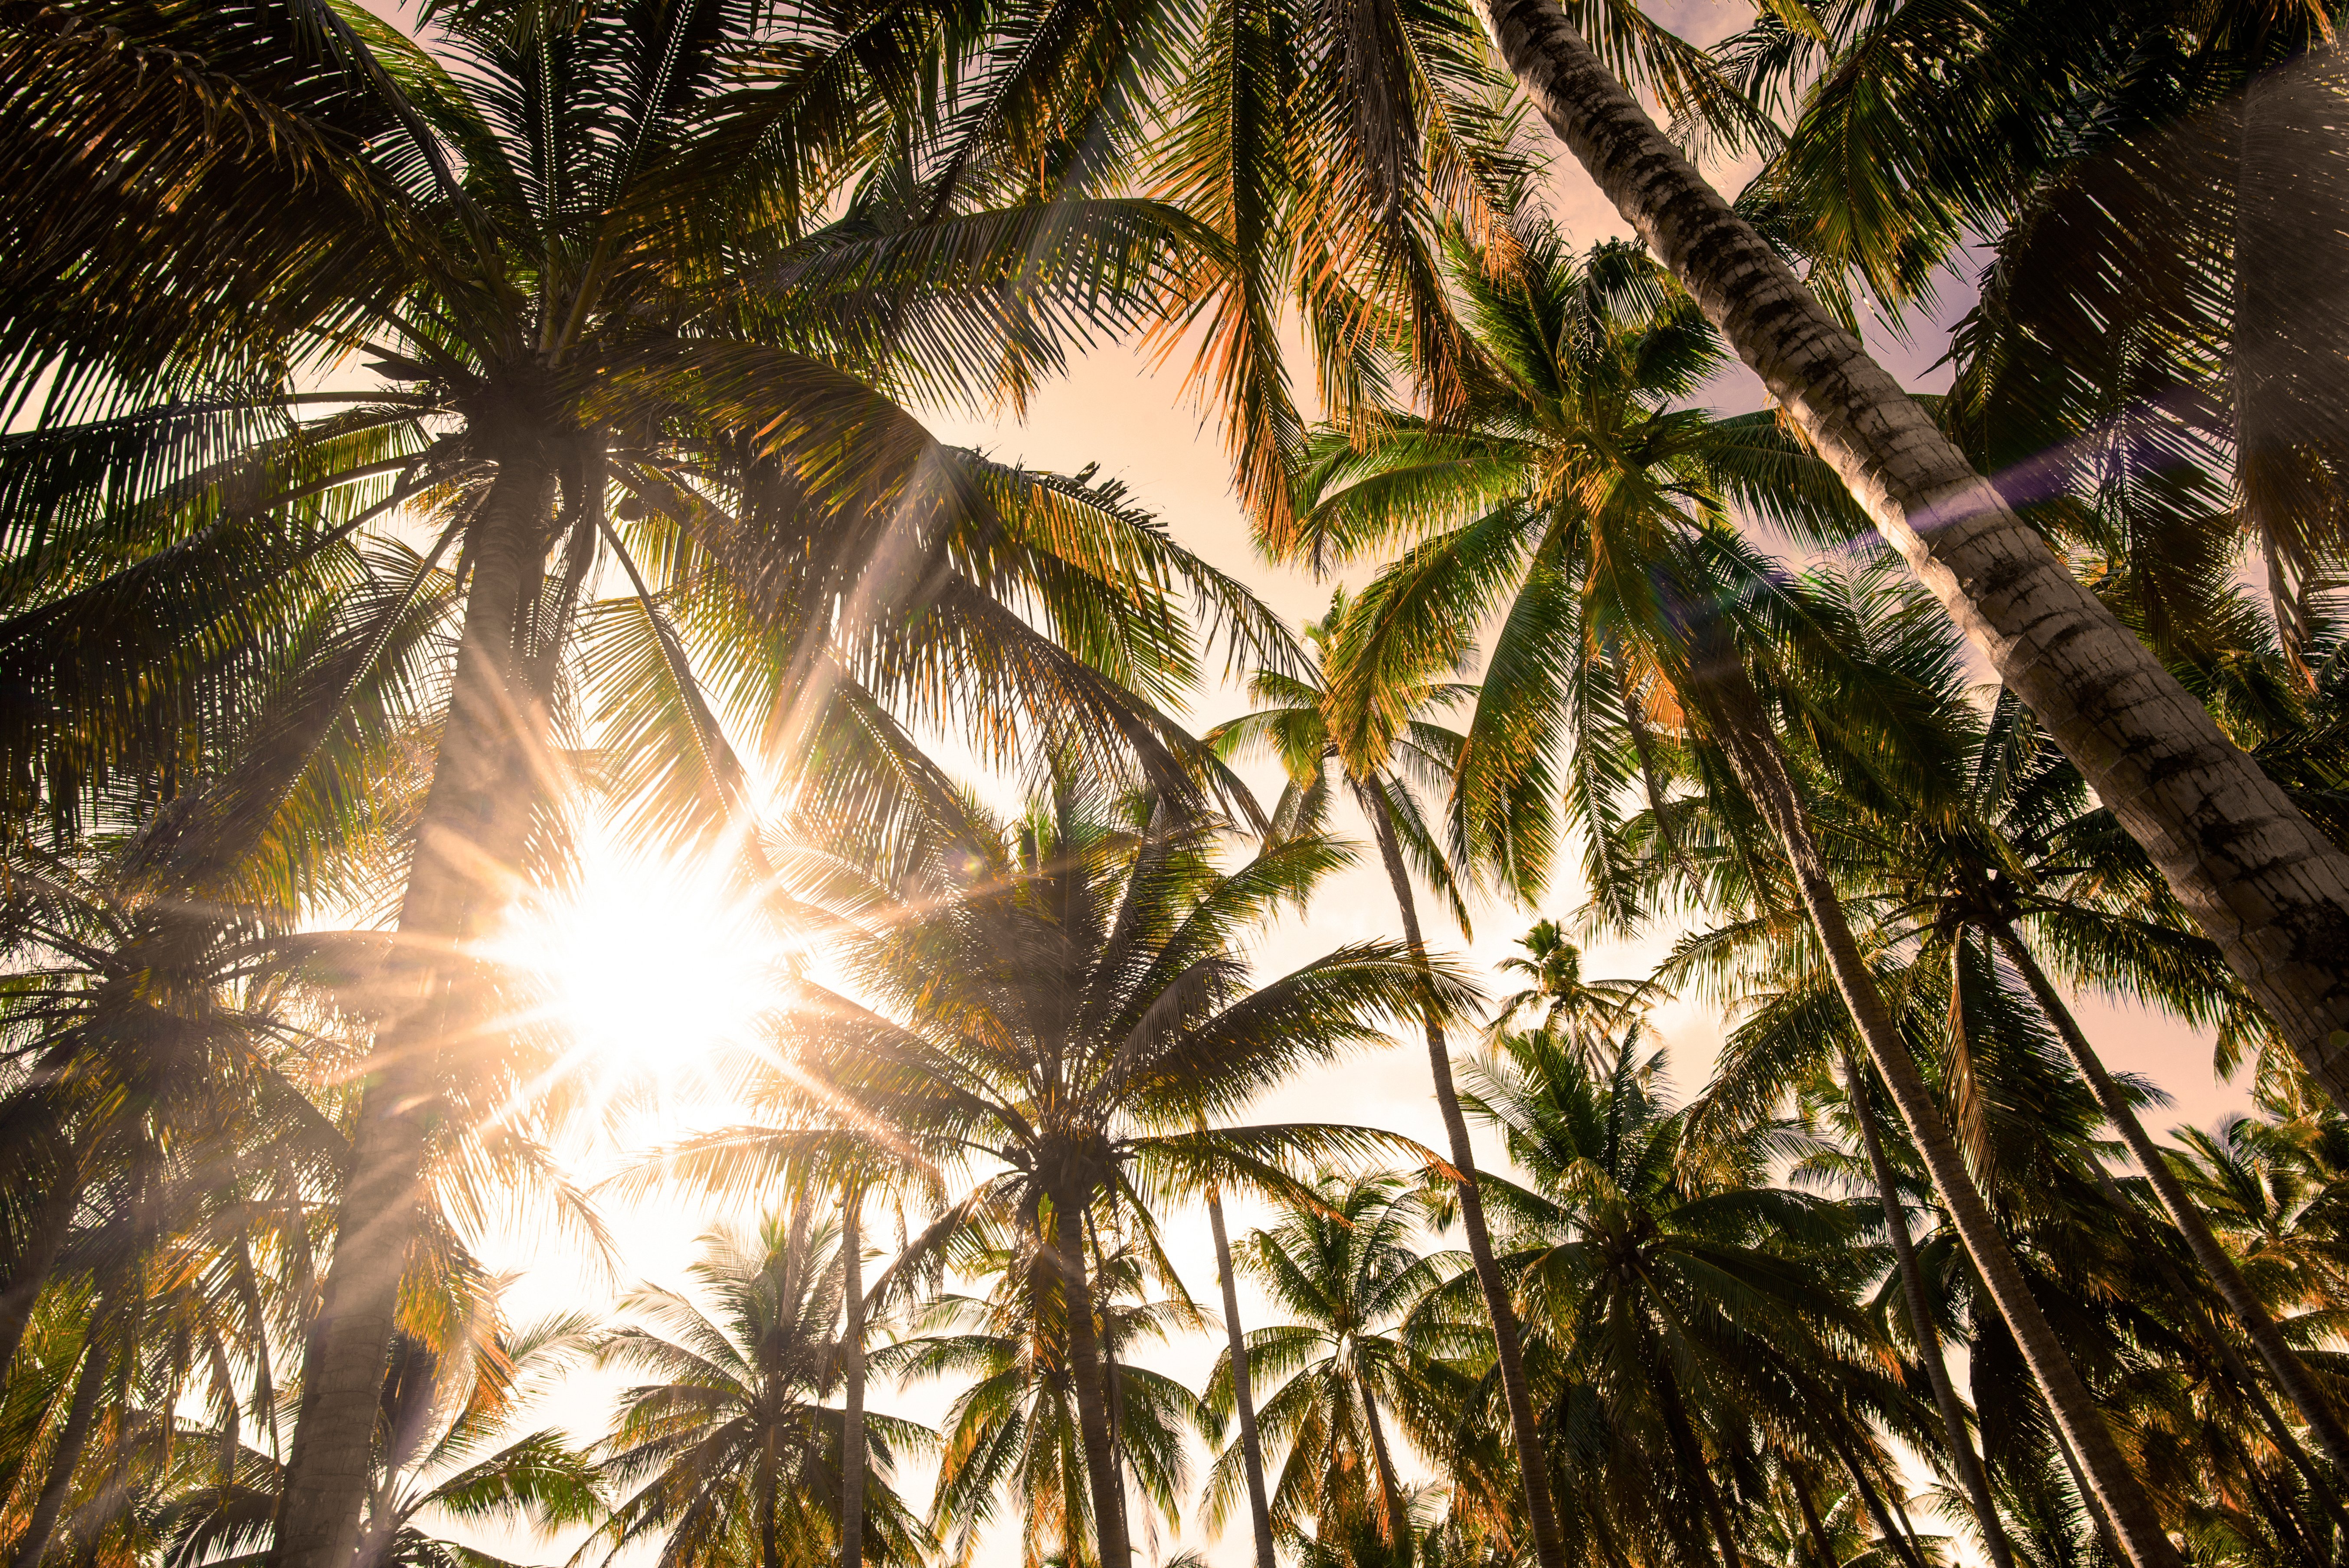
left=1310, top=234, right=2185, bottom=1568
left=591, top=1208, right=930, bottom=1568
left=3, top=9, right=1291, bottom=1560
left=880, top=1222, right=1209, bottom=1568
left=1207, top=596, right=1574, bottom=1568
left=1206, top=1173, right=1467, bottom=1552
left=1455, top=0, right=2349, bottom=1077
left=155, top=1311, right=604, bottom=1568
left=1489, top=920, right=1661, bottom=1059
left=1461, top=1025, right=1935, bottom=1568
left=628, top=780, right=1457, bottom=1568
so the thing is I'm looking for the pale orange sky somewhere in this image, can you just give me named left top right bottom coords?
left=462, top=29, right=2255, bottom=1568
left=284, top=3, right=2263, bottom=1562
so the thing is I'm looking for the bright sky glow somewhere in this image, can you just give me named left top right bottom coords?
left=488, top=825, right=793, bottom=1094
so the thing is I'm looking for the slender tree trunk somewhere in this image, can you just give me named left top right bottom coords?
left=841, top=1185, right=866, bottom=1568
left=1994, top=923, right=2349, bottom=1474
left=12, top=1336, right=105, bottom=1568
left=1474, top=0, right=2349, bottom=1090
left=0, top=1156, right=76, bottom=1396
left=1055, top=1193, right=1131, bottom=1568
left=1650, top=1347, right=1740, bottom=1568
left=1681, top=658, right=2183, bottom=1568
left=2077, top=1155, right=2349, bottom=1532
left=1792, top=1470, right=1837, bottom=1568
left=761, top=1442, right=781, bottom=1568
left=1206, top=1188, right=1276, bottom=1568
left=270, top=458, right=557, bottom=1568
left=1843, top=1050, right=2017, bottom=1568
left=2051, top=1415, right=2123, bottom=1560
left=1820, top=1426, right=1927, bottom=1568
left=1359, top=1376, right=1410, bottom=1547
left=1363, top=789, right=1569, bottom=1568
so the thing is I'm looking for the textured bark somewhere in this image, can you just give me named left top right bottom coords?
left=840, top=1188, right=866, bottom=1568
left=1476, top=0, right=2349, bottom=1092
left=0, top=1159, right=76, bottom=1397
left=1682, top=661, right=2183, bottom=1568
left=1055, top=1194, right=1131, bottom=1568
left=269, top=458, right=556, bottom=1568
left=1206, top=1188, right=1276, bottom=1568
left=1994, top=925, right=2349, bottom=1475
left=12, top=1337, right=105, bottom=1568
left=1844, top=1051, right=2017, bottom=1568
left=1363, top=792, right=1569, bottom=1568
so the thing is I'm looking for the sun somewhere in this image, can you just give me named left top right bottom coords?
left=488, top=834, right=790, bottom=1078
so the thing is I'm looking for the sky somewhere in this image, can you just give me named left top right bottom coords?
left=417, top=8, right=2262, bottom=1566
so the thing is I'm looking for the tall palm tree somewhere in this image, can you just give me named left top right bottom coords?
left=1207, top=597, right=1574, bottom=1568
left=1490, top=920, right=1661, bottom=1059
left=1311, top=233, right=2186, bottom=1568
left=1461, top=1026, right=1935, bottom=1568
left=1201, top=1146, right=1277, bottom=1568
left=1455, top=0, right=2349, bottom=1076
left=1205, top=1173, right=1466, bottom=1552
left=591, top=1208, right=930, bottom=1568
left=626, top=780, right=1458, bottom=1568
left=3, top=9, right=1289, bottom=1561
left=879, top=1222, right=1210, bottom=1568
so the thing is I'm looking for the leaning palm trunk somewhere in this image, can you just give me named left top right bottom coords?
left=841, top=1185, right=867, bottom=1568
left=1842, top=1053, right=2018, bottom=1568
left=1053, top=1192, right=1133, bottom=1568
left=270, top=462, right=558, bottom=1568
left=1992, top=924, right=2349, bottom=1475
left=0, top=1143, right=77, bottom=1396
left=1682, top=655, right=2183, bottom=1568
left=10, top=1332, right=106, bottom=1568
left=1475, top=0, right=2349, bottom=1092
left=1207, top=1186, right=1277, bottom=1568
left=1363, top=792, right=1569, bottom=1568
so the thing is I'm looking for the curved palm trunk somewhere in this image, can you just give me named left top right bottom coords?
left=11, top=1335, right=105, bottom=1568
left=1053, top=1193, right=1132, bottom=1568
left=841, top=1186, right=866, bottom=1568
left=1474, top=0, right=2349, bottom=1091
left=1992, top=923, right=2349, bottom=1476
left=0, top=1152, right=77, bottom=1395
left=1683, top=663, right=2183, bottom=1568
left=1206, top=1188, right=1277, bottom=1568
left=1363, top=792, right=1569, bottom=1568
left=270, top=459, right=557, bottom=1568
left=1842, top=1050, right=2017, bottom=1568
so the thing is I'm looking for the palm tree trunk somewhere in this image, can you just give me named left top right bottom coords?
left=1206, top=1187, right=1276, bottom=1568
left=1650, top=1345, right=1740, bottom=1568
left=0, top=1152, right=76, bottom=1396
left=1363, top=790, right=1570, bottom=1568
left=12, top=1336, right=105, bottom=1568
left=761, top=1441, right=781, bottom=1568
left=1792, top=1470, right=1837, bottom=1568
left=2050, top=1414, right=2123, bottom=1559
left=269, top=458, right=557, bottom=1568
left=2076, top=1155, right=2349, bottom=1531
left=1472, top=0, right=2349, bottom=1090
left=840, top=1185, right=866, bottom=1568
left=1359, top=1376, right=1410, bottom=1547
left=1054, top=1192, right=1131, bottom=1568
left=1842, top=1049, right=2017, bottom=1568
left=1819, top=1427, right=1926, bottom=1568
left=1992, top=922, right=2349, bottom=1476
left=1681, top=659, right=2183, bottom=1568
